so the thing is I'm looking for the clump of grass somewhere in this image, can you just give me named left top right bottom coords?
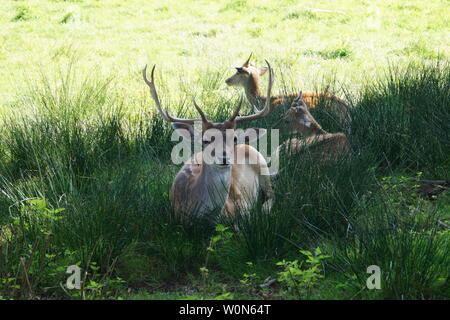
left=0, top=62, right=208, bottom=298
left=303, top=44, right=352, bottom=60
left=396, top=4, right=421, bottom=11
left=306, top=62, right=450, bottom=299
left=50, top=0, right=83, bottom=2
left=155, top=6, right=169, bottom=13
left=220, top=0, right=248, bottom=12
left=192, top=29, right=218, bottom=38
left=12, top=5, right=34, bottom=22
left=318, top=47, right=351, bottom=59
left=351, top=61, right=450, bottom=177
left=60, top=10, right=80, bottom=24
left=1, top=62, right=173, bottom=179
left=246, top=26, right=263, bottom=38
left=283, top=10, right=317, bottom=20
left=332, top=183, right=449, bottom=299
left=403, top=40, right=442, bottom=60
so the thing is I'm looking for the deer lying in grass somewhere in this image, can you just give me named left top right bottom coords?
left=273, top=91, right=351, bottom=161
left=225, top=54, right=350, bottom=124
left=142, top=62, right=275, bottom=219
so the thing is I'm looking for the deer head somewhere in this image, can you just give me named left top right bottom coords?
left=273, top=91, right=326, bottom=136
left=225, top=53, right=269, bottom=88
left=143, top=61, right=274, bottom=166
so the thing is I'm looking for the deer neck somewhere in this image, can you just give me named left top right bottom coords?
left=244, top=74, right=264, bottom=107
left=304, top=125, right=328, bottom=137
left=196, top=162, right=232, bottom=215
left=298, top=112, right=328, bottom=137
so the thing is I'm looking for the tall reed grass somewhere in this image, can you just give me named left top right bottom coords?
left=0, top=61, right=448, bottom=299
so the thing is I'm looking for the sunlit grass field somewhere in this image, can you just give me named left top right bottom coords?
left=0, top=0, right=449, bottom=300
left=1, top=0, right=449, bottom=109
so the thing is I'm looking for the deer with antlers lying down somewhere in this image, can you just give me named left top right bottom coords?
left=142, top=62, right=275, bottom=220
left=273, top=91, right=351, bottom=162
left=225, top=54, right=351, bottom=125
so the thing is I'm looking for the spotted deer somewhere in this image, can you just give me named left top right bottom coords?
left=142, top=62, right=275, bottom=219
left=273, top=91, right=351, bottom=161
left=225, top=54, right=350, bottom=124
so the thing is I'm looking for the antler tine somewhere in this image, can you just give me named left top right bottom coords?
left=142, top=64, right=202, bottom=125
left=243, top=52, right=253, bottom=67
left=235, top=60, right=274, bottom=123
left=228, top=94, right=244, bottom=122
left=192, top=97, right=209, bottom=123
left=142, top=65, right=168, bottom=122
left=252, top=103, right=261, bottom=113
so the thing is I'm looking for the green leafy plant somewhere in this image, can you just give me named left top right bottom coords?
left=240, top=262, right=257, bottom=287
left=13, top=198, right=65, bottom=235
left=201, top=224, right=233, bottom=279
left=199, top=224, right=233, bottom=295
left=277, top=248, right=330, bottom=299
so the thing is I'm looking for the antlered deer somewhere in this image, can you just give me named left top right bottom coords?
left=142, top=62, right=275, bottom=219
left=273, top=91, right=351, bottom=161
left=225, top=54, right=350, bottom=124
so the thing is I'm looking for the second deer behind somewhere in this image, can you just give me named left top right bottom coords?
left=225, top=54, right=351, bottom=126
left=273, top=91, right=351, bottom=162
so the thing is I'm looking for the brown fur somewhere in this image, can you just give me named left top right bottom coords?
left=225, top=60, right=350, bottom=121
left=283, top=133, right=350, bottom=161
left=269, top=92, right=348, bottom=116
left=169, top=157, right=202, bottom=217
left=170, top=144, right=273, bottom=220
left=226, top=144, right=273, bottom=218
left=275, top=96, right=351, bottom=161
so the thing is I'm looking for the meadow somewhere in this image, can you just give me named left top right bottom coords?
left=0, top=0, right=449, bottom=300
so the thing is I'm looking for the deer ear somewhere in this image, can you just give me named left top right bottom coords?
left=296, top=90, right=303, bottom=100
left=258, top=67, right=269, bottom=76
